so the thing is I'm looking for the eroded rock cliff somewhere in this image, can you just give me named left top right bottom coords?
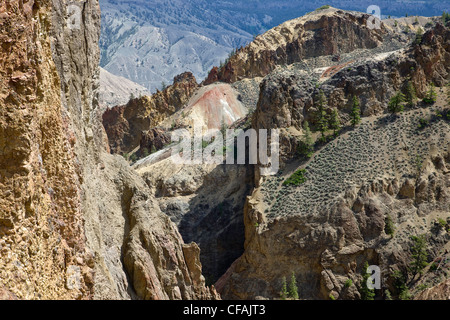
left=0, top=0, right=217, bottom=300
left=102, top=72, right=198, bottom=155
left=204, top=7, right=388, bottom=84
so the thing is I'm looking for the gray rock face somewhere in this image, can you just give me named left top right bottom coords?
left=49, top=0, right=217, bottom=300
left=136, top=158, right=255, bottom=284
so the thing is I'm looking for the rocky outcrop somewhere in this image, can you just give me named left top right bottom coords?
left=0, top=0, right=94, bottom=299
left=218, top=104, right=450, bottom=300
left=0, top=0, right=217, bottom=300
left=134, top=156, right=254, bottom=284
left=252, top=23, right=450, bottom=163
left=138, top=128, right=171, bottom=157
left=415, top=279, right=450, bottom=300
left=204, top=7, right=387, bottom=84
left=102, top=72, right=198, bottom=154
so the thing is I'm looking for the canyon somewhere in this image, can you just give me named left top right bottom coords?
left=0, top=1, right=449, bottom=301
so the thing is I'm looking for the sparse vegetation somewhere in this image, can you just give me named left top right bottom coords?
left=283, top=169, right=307, bottom=186
left=446, top=83, right=450, bottom=107
left=415, top=154, right=423, bottom=179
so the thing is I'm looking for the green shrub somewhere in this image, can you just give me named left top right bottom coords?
left=283, top=169, right=307, bottom=186
left=316, top=5, right=331, bottom=11
left=385, top=215, right=396, bottom=237
left=437, top=218, right=447, bottom=229
left=429, top=262, right=438, bottom=271
left=344, top=279, right=353, bottom=288
left=418, top=118, right=429, bottom=129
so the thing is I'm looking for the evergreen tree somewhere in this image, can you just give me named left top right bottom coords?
left=385, top=289, right=393, bottom=300
left=405, top=80, right=417, bottom=106
left=410, top=234, right=428, bottom=276
left=414, top=27, right=424, bottom=45
left=442, top=11, right=450, bottom=27
left=329, top=108, right=341, bottom=136
left=360, top=261, right=375, bottom=300
left=388, top=91, right=406, bottom=113
left=288, top=272, right=299, bottom=300
left=350, top=95, right=361, bottom=126
left=280, top=277, right=288, bottom=300
left=423, top=83, right=437, bottom=104
left=392, top=270, right=410, bottom=300
left=315, top=90, right=328, bottom=141
left=298, top=121, right=314, bottom=158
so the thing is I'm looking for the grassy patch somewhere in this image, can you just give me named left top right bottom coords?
left=316, top=5, right=331, bottom=11
left=283, top=169, right=307, bottom=186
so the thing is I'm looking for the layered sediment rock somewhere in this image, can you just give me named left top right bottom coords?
left=102, top=72, right=198, bottom=154
left=205, top=7, right=387, bottom=84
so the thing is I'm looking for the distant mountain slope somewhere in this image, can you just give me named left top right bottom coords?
left=99, top=0, right=448, bottom=92
left=100, top=67, right=150, bottom=107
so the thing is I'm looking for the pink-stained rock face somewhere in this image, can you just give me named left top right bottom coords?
left=183, top=83, right=248, bottom=130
